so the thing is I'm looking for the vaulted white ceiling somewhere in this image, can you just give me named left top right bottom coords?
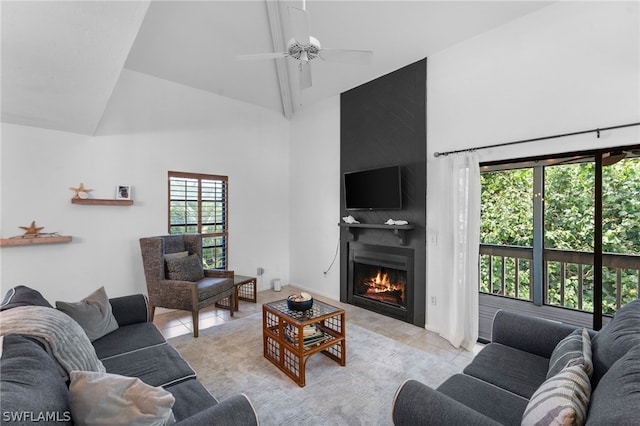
left=1, top=1, right=553, bottom=136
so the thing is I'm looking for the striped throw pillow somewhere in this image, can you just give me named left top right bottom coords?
left=547, top=328, right=593, bottom=379
left=521, top=364, right=591, bottom=426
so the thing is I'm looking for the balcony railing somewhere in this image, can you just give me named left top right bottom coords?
left=479, top=244, right=640, bottom=314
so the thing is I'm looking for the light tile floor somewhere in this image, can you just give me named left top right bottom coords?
left=153, top=285, right=483, bottom=369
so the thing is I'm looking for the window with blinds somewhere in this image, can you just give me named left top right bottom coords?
left=168, top=171, right=228, bottom=270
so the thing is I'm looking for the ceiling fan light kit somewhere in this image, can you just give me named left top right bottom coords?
left=287, top=36, right=321, bottom=62
left=237, top=6, right=372, bottom=90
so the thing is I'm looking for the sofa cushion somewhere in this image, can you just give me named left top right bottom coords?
left=0, top=285, right=53, bottom=311
left=93, top=322, right=166, bottom=360
left=69, top=370, right=175, bottom=425
left=463, top=343, right=549, bottom=399
left=166, top=254, right=205, bottom=282
left=197, top=276, right=235, bottom=302
left=586, top=343, right=640, bottom=425
left=591, top=299, right=640, bottom=384
left=0, top=334, right=72, bottom=424
left=521, top=364, right=591, bottom=426
left=165, top=379, right=217, bottom=421
left=547, top=328, right=593, bottom=379
left=56, top=287, right=119, bottom=341
left=101, top=343, right=196, bottom=388
left=437, top=374, right=529, bottom=426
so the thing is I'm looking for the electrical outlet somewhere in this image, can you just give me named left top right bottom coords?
left=257, top=267, right=264, bottom=276
left=431, top=296, right=437, bottom=305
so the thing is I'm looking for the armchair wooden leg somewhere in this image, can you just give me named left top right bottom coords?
left=192, top=311, right=199, bottom=338
left=149, top=305, right=156, bottom=322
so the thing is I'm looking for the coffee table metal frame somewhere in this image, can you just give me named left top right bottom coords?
left=262, top=299, right=346, bottom=387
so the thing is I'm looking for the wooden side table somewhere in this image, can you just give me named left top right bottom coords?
left=262, top=299, right=346, bottom=387
left=215, top=275, right=257, bottom=311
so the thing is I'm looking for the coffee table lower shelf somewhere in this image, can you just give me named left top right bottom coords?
left=262, top=300, right=346, bottom=387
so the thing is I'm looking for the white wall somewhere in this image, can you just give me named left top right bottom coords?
left=0, top=69, right=290, bottom=303
left=426, top=1, right=640, bottom=333
left=288, top=96, right=341, bottom=300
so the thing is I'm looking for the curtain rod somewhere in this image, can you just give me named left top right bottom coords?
left=433, top=122, right=640, bottom=158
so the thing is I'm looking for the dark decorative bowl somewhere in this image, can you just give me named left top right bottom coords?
left=287, top=296, right=314, bottom=312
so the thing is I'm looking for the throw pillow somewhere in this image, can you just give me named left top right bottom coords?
left=586, top=343, right=640, bottom=424
left=164, top=251, right=189, bottom=261
left=1, top=285, right=53, bottom=311
left=165, top=254, right=204, bottom=282
left=521, top=364, right=591, bottom=426
left=69, top=370, right=175, bottom=426
left=56, top=287, right=119, bottom=341
left=547, top=328, right=593, bottom=379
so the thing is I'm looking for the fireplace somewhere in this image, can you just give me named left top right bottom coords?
left=353, top=264, right=406, bottom=307
left=347, top=243, right=414, bottom=322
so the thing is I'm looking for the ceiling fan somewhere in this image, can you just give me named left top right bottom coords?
left=602, top=149, right=640, bottom=166
left=237, top=3, right=373, bottom=90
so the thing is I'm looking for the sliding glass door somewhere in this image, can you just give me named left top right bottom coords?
left=479, top=146, right=640, bottom=332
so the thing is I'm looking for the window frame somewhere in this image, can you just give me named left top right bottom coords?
left=168, top=171, right=229, bottom=270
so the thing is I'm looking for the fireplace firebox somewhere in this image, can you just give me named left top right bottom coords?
left=347, top=243, right=414, bottom=322
left=353, top=263, right=407, bottom=307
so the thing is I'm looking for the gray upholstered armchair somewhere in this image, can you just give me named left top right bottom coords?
left=139, top=234, right=235, bottom=337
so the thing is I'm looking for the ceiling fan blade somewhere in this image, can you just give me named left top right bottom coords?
left=318, top=48, right=373, bottom=65
left=299, top=61, right=312, bottom=90
left=289, top=7, right=310, bottom=45
left=603, top=151, right=627, bottom=166
left=236, top=52, right=289, bottom=61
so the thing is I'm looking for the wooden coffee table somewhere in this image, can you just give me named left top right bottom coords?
left=262, top=299, right=346, bottom=387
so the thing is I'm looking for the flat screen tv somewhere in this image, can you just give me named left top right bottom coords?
left=344, top=165, right=402, bottom=210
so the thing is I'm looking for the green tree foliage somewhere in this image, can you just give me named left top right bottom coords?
left=544, top=163, right=594, bottom=251
left=480, top=168, right=533, bottom=247
left=480, top=157, right=640, bottom=314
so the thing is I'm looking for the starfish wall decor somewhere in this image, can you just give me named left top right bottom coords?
left=19, top=220, right=44, bottom=236
left=70, top=182, right=93, bottom=199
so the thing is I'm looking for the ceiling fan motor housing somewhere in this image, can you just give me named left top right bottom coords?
left=287, top=36, right=321, bottom=62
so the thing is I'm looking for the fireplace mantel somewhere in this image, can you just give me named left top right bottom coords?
left=338, top=222, right=415, bottom=246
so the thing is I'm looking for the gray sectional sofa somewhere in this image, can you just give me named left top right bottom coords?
left=392, top=299, right=640, bottom=425
left=0, top=285, right=258, bottom=425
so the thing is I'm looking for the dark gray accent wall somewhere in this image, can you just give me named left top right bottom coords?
left=339, top=58, right=427, bottom=326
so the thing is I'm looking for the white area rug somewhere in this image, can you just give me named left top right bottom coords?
left=169, top=313, right=462, bottom=425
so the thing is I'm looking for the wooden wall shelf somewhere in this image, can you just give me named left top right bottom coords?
left=0, top=235, right=72, bottom=247
left=338, top=222, right=415, bottom=246
left=71, top=198, right=133, bottom=206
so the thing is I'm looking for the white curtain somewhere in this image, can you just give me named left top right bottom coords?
left=428, top=153, right=480, bottom=351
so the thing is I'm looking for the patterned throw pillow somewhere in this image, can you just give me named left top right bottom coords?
left=547, top=328, right=593, bottom=379
left=521, top=364, right=591, bottom=426
left=165, top=254, right=204, bottom=282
